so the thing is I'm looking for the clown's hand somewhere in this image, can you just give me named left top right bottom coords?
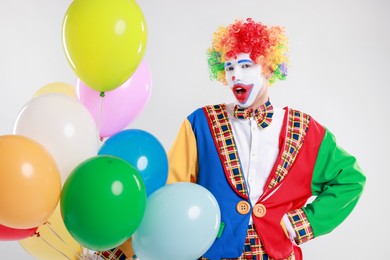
left=281, top=214, right=297, bottom=243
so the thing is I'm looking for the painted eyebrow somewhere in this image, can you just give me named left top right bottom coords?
left=238, top=59, right=253, bottom=64
left=224, top=62, right=232, bottom=68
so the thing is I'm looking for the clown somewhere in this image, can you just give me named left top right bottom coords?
left=98, top=18, right=365, bottom=260
left=167, top=18, right=365, bottom=259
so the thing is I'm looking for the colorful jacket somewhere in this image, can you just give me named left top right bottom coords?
left=168, top=104, right=366, bottom=260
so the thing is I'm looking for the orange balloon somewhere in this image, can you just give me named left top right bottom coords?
left=0, top=135, right=61, bottom=229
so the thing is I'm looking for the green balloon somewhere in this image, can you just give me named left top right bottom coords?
left=60, top=155, right=146, bottom=251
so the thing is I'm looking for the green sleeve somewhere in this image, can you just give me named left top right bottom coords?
left=303, top=128, right=366, bottom=237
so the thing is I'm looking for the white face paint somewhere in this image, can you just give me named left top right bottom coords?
left=225, top=53, right=266, bottom=108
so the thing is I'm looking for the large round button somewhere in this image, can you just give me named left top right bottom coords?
left=253, top=204, right=266, bottom=218
left=236, top=201, right=250, bottom=215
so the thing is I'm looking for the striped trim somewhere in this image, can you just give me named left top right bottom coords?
left=287, top=209, right=314, bottom=245
left=268, top=109, right=310, bottom=189
left=200, top=224, right=295, bottom=260
left=204, top=104, right=248, bottom=198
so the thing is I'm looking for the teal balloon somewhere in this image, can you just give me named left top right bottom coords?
left=60, top=155, right=146, bottom=251
left=132, top=182, right=221, bottom=260
left=98, top=129, right=168, bottom=196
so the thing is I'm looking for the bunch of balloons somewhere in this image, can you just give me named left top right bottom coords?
left=1, top=0, right=222, bottom=259
left=2, top=0, right=158, bottom=258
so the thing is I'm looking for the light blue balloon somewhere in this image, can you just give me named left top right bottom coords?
left=132, top=182, right=221, bottom=260
left=98, top=129, right=168, bottom=196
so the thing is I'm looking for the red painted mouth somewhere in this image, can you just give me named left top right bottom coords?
left=232, top=84, right=254, bottom=104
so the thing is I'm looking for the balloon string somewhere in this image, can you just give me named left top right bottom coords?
left=98, top=91, right=105, bottom=144
left=37, top=235, right=72, bottom=260
left=46, top=223, right=83, bottom=259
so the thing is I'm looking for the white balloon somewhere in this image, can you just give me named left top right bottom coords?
left=14, top=93, right=99, bottom=184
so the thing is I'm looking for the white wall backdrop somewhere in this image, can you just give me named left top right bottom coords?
left=1, top=0, right=389, bottom=259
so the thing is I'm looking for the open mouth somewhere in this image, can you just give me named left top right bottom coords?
left=232, top=84, right=253, bottom=104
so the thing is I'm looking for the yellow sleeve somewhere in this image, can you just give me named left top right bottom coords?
left=167, top=119, right=198, bottom=184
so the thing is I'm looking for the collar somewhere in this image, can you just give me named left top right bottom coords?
left=233, top=100, right=274, bottom=128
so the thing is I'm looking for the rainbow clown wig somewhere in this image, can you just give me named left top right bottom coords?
left=207, top=18, right=289, bottom=85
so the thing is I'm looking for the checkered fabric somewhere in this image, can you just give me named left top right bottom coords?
left=95, top=248, right=128, bottom=260
left=287, top=209, right=314, bottom=245
left=268, top=109, right=310, bottom=189
left=199, top=224, right=295, bottom=260
left=233, top=100, right=274, bottom=129
left=205, top=104, right=248, bottom=197
left=204, top=106, right=310, bottom=197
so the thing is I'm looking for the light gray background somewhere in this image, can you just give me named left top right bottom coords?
left=1, top=0, right=388, bottom=259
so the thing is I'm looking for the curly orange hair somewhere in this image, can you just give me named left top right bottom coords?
left=207, top=18, right=289, bottom=85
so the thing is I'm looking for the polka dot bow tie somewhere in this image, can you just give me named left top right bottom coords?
left=233, top=100, right=274, bottom=129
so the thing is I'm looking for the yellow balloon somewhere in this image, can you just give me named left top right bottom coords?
left=19, top=206, right=82, bottom=260
left=62, top=0, right=147, bottom=92
left=34, top=82, right=76, bottom=97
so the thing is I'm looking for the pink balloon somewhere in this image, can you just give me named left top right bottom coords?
left=0, top=224, right=37, bottom=241
left=77, top=60, right=152, bottom=138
